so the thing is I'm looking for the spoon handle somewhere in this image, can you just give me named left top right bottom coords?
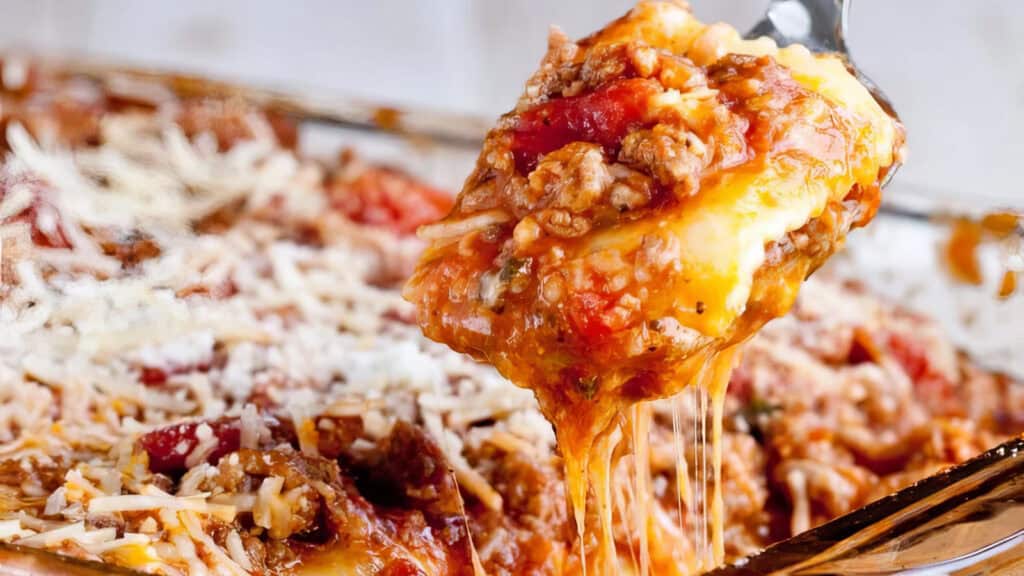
left=746, top=0, right=849, bottom=54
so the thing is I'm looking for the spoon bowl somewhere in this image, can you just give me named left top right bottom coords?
left=746, top=0, right=902, bottom=186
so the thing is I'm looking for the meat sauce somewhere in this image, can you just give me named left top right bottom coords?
left=138, top=416, right=475, bottom=575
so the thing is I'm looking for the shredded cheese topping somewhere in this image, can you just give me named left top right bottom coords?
left=0, top=107, right=552, bottom=573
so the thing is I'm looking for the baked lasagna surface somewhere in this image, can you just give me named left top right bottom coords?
left=0, top=16, right=1015, bottom=576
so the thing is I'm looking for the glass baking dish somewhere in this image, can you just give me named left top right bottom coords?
left=0, top=55, right=1020, bottom=576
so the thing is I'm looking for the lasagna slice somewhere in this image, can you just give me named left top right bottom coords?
left=405, top=0, right=903, bottom=568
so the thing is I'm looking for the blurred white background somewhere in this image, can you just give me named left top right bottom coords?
left=0, top=1, right=1021, bottom=205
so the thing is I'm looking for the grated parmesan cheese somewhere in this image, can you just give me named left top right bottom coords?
left=88, top=493, right=236, bottom=522
left=0, top=519, right=35, bottom=541
left=15, top=521, right=115, bottom=548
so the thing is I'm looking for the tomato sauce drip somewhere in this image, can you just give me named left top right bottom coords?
left=510, top=78, right=659, bottom=173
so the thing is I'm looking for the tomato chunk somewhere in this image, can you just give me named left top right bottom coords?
left=137, top=362, right=211, bottom=387
left=332, top=167, right=453, bottom=236
left=138, top=366, right=170, bottom=387
left=0, top=179, right=72, bottom=249
left=7, top=201, right=71, bottom=249
left=566, top=292, right=613, bottom=342
left=886, top=331, right=958, bottom=410
left=510, top=78, right=659, bottom=173
left=846, top=327, right=883, bottom=365
left=138, top=418, right=241, bottom=474
left=886, top=332, right=930, bottom=382
left=564, top=288, right=634, bottom=346
left=23, top=201, right=71, bottom=248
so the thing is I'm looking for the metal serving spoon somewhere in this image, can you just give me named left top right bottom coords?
left=706, top=436, right=1024, bottom=576
left=746, top=0, right=902, bottom=186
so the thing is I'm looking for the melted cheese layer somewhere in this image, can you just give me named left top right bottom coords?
left=576, top=2, right=899, bottom=337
